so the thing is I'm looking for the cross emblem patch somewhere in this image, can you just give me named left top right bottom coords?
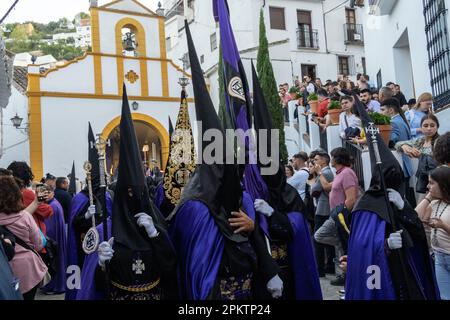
left=132, top=259, right=145, bottom=275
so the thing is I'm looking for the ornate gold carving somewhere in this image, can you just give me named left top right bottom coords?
left=163, top=91, right=196, bottom=206
left=125, top=70, right=139, bottom=84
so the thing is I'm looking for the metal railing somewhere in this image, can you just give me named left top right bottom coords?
left=343, top=139, right=365, bottom=190
left=320, top=129, right=328, bottom=153
left=344, top=23, right=364, bottom=44
left=297, top=28, right=319, bottom=49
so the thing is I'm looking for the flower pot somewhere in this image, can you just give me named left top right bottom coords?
left=328, top=109, right=342, bottom=125
left=378, top=124, right=392, bottom=145
left=309, top=100, right=318, bottom=114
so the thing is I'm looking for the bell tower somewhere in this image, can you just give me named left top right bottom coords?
left=89, top=0, right=168, bottom=96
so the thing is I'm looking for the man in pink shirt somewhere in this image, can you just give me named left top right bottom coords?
left=329, top=148, right=360, bottom=211
left=314, top=147, right=360, bottom=287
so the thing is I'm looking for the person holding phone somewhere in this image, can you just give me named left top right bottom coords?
left=415, top=166, right=450, bottom=300
left=7, top=162, right=53, bottom=237
left=0, top=176, right=48, bottom=300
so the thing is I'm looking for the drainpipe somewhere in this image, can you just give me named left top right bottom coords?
left=322, top=1, right=329, bottom=53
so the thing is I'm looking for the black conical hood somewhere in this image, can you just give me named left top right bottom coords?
left=353, top=95, right=405, bottom=221
left=68, top=161, right=76, bottom=196
left=88, top=122, right=100, bottom=190
left=112, top=85, right=164, bottom=250
left=174, top=21, right=242, bottom=240
left=168, top=116, right=174, bottom=138
left=251, top=62, right=301, bottom=212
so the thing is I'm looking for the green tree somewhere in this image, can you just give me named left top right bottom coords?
left=256, top=9, right=288, bottom=163
left=9, top=25, right=28, bottom=41
left=76, top=12, right=90, bottom=19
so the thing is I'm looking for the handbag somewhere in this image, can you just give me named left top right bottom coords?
left=415, top=154, right=438, bottom=193
left=40, top=236, right=58, bottom=277
left=4, top=228, right=52, bottom=286
left=344, top=115, right=361, bottom=139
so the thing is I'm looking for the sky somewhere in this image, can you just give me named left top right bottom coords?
left=0, top=0, right=160, bottom=24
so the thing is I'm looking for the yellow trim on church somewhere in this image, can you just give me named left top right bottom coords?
left=101, top=113, right=170, bottom=171
left=90, top=8, right=103, bottom=95
left=27, top=74, right=43, bottom=180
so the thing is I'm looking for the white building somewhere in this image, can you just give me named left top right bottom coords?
left=75, top=19, right=92, bottom=48
left=53, top=32, right=78, bottom=44
left=0, top=0, right=194, bottom=180
left=164, top=0, right=367, bottom=108
left=361, top=0, right=450, bottom=132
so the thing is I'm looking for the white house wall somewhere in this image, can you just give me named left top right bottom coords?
left=101, top=56, right=119, bottom=94
left=361, top=0, right=432, bottom=97
left=0, top=87, right=30, bottom=168
left=39, top=96, right=196, bottom=178
left=40, top=55, right=95, bottom=94
left=147, top=61, right=164, bottom=96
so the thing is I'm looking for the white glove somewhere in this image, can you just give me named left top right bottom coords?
left=387, top=188, right=404, bottom=210
left=254, top=199, right=274, bottom=217
left=85, top=204, right=96, bottom=220
left=266, top=274, right=283, bottom=299
left=135, top=213, right=158, bottom=238
left=387, top=230, right=403, bottom=250
left=98, top=237, right=114, bottom=268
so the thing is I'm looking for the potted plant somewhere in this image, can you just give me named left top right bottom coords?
left=327, top=100, right=341, bottom=124
left=288, top=86, right=300, bottom=100
left=307, top=93, right=319, bottom=114
left=370, top=112, right=392, bottom=145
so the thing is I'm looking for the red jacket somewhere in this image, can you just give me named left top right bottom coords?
left=22, top=189, right=53, bottom=235
left=318, top=99, right=330, bottom=118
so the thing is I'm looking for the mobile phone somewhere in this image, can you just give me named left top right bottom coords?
left=36, top=184, right=46, bottom=202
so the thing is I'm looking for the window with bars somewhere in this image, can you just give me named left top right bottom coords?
left=269, top=7, right=286, bottom=30
left=338, top=56, right=349, bottom=76
left=423, top=0, right=450, bottom=110
left=210, top=32, right=217, bottom=52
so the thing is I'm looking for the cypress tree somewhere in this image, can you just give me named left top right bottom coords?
left=256, top=9, right=288, bottom=163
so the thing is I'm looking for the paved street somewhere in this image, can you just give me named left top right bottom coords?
left=36, top=274, right=344, bottom=301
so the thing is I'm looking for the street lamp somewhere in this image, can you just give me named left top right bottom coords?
left=10, top=113, right=23, bottom=128
left=178, top=76, right=189, bottom=88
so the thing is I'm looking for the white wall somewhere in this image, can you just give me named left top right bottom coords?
left=0, top=87, right=30, bottom=168
left=39, top=96, right=197, bottom=179
left=361, top=0, right=431, bottom=96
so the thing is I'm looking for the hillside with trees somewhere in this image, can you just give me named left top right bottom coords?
left=1, top=12, right=90, bottom=61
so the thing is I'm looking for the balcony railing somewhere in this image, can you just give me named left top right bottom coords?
left=319, top=129, right=328, bottom=153
left=297, top=28, right=319, bottom=49
left=343, top=140, right=366, bottom=190
left=344, top=23, right=364, bottom=44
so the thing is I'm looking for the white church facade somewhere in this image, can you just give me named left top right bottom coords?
left=1, top=0, right=194, bottom=181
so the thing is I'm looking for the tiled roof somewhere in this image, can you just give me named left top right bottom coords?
left=12, top=66, right=28, bottom=94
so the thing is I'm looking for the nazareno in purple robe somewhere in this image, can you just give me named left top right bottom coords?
left=75, top=219, right=111, bottom=300
left=42, top=198, right=67, bottom=294
left=242, top=191, right=322, bottom=300
left=346, top=210, right=439, bottom=300
left=169, top=200, right=224, bottom=300
left=65, top=191, right=112, bottom=300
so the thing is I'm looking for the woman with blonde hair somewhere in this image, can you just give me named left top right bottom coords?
left=406, top=92, right=433, bottom=138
